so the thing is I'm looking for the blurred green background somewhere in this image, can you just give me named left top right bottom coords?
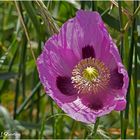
left=0, top=1, right=140, bottom=139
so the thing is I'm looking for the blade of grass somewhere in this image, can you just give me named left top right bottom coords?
left=13, top=32, right=27, bottom=118
left=27, top=38, right=42, bottom=137
left=81, top=1, right=86, bottom=10
left=120, top=111, right=124, bottom=138
left=21, top=1, right=45, bottom=41
left=21, top=36, right=27, bottom=101
left=16, top=82, right=41, bottom=116
left=101, top=8, right=110, bottom=17
left=133, top=4, right=140, bottom=17
left=0, top=34, right=17, bottom=69
left=0, top=41, right=19, bottom=100
left=92, top=118, right=99, bottom=137
left=92, top=1, right=97, bottom=11
left=14, top=37, right=24, bottom=119
left=98, top=7, right=120, bottom=31
left=49, top=97, right=55, bottom=138
left=36, top=40, right=42, bottom=138
left=14, top=2, right=29, bottom=119
left=14, top=1, right=36, bottom=63
left=110, top=0, right=132, bottom=18
left=133, top=1, right=139, bottom=138
left=1, top=3, right=13, bottom=43
left=124, top=1, right=136, bottom=138
left=69, top=121, right=76, bottom=139
left=134, top=41, right=138, bottom=138
left=14, top=65, right=20, bottom=119
left=18, top=2, right=28, bottom=101
left=84, top=128, right=88, bottom=139
left=25, top=93, right=45, bottom=111
left=39, top=113, right=46, bottom=139
left=35, top=0, right=59, bottom=35
left=54, top=109, right=64, bottom=138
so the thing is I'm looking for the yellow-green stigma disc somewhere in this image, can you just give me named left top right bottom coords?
left=82, top=66, right=99, bottom=81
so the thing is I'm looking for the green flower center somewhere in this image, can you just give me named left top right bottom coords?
left=82, top=66, right=99, bottom=81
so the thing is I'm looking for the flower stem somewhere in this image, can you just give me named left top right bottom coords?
left=50, top=97, right=55, bottom=138
left=120, top=111, right=124, bottom=138
left=93, top=118, right=99, bottom=137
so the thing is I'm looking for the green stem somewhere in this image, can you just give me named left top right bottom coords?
left=92, top=1, right=97, bottom=11
left=16, top=82, right=41, bottom=115
left=81, top=1, right=86, bottom=10
left=133, top=5, right=140, bottom=17
left=0, top=41, right=19, bottom=99
left=69, top=121, right=76, bottom=139
left=49, top=97, right=55, bottom=138
left=18, top=2, right=27, bottom=101
left=134, top=40, right=138, bottom=139
left=134, top=1, right=139, bottom=138
left=14, top=2, right=28, bottom=119
left=93, top=118, right=99, bottom=137
left=124, top=1, right=136, bottom=138
left=120, top=111, right=124, bottom=138
left=22, top=1, right=45, bottom=41
left=25, top=93, right=46, bottom=110
left=36, top=40, right=42, bottom=138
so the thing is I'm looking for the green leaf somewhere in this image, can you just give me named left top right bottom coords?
left=22, top=1, right=45, bottom=41
left=98, top=7, right=120, bottom=31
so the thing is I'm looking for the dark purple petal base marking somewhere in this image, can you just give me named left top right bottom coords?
left=110, top=69, right=124, bottom=89
left=82, top=45, right=95, bottom=59
left=80, top=94, right=104, bottom=111
left=56, top=76, right=77, bottom=96
left=88, top=100, right=103, bottom=110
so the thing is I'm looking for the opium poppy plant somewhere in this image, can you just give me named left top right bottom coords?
left=37, top=10, right=129, bottom=124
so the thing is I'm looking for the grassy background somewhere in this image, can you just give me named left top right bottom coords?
left=0, top=1, right=140, bottom=139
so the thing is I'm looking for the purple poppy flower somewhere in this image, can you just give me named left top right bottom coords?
left=37, top=10, right=129, bottom=124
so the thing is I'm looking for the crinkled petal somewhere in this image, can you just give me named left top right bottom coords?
left=75, top=10, right=104, bottom=59
left=62, top=98, right=96, bottom=123
left=37, top=50, right=77, bottom=103
left=44, top=35, right=80, bottom=76
left=114, top=98, right=126, bottom=111
left=72, top=10, right=127, bottom=80
left=58, top=10, right=105, bottom=60
left=110, top=69, right=124, bottom=90
left=61, top=90, right=117, bottom=124
left=110, top=62, right=129, bottom=97
left=117, top=63, right=129, bottom=96
left=97, top=22, right=129, bottom=99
